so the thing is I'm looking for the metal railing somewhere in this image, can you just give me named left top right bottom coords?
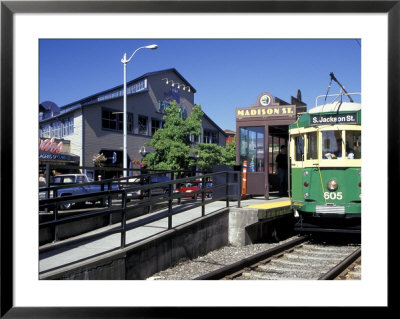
left=39, top=170, right=241, bottom=254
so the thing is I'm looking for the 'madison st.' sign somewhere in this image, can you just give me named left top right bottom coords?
left=236, top=93, right=296, bottom=119
left=236, top=106, right=295, bottom=118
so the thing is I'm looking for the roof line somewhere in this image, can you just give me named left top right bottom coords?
left=59, top=68, right=196, bottom=109
left=200, top=109, right=228, bottom=137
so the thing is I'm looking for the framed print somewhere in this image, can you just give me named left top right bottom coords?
left=1, top=0, right=396, bottom=317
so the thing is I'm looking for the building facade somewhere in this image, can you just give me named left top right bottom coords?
left=236, top=91, right=307, bottom=199
left=39, top=68, right=227, bottom=178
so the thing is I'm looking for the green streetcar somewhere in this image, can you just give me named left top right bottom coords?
left=289, top=90, right=361, bottom=233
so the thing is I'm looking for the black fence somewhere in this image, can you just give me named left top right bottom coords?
left=39, top=170, right=241, bottom=254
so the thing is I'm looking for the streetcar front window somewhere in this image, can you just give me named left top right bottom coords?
left=346, top=131, right=361, bottom=159
left=306, top=132, right=318, bottom=160
left=322, top=131, right=343, bottom=159
left=294, top=135, right=304, bottom=161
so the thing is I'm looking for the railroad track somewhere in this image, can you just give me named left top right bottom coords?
left=195, top=235, right=361, bottom=280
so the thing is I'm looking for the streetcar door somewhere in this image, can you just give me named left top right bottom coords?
left=292, top=134, right=305, bottom=168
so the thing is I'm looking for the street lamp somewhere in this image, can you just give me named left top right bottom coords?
left=121, top=44, right=158, bottom=177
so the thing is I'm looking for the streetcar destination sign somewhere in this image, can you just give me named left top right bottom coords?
left=311, top=113, right=357, bottom=125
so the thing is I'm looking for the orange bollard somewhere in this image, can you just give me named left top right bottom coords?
left=242, top=160, right=247, bottom=198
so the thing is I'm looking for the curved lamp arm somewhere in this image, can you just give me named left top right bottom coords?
left=121, top=44, right=158, bottom=64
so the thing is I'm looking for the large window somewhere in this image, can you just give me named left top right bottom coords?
left=321, top=130, right=361, bottom=159
left=321, top=130, right=343, bottom=159
left=294, top=135, right=304, bottom=161
left=240, top=126, right=264, bottom=172
left=306, top=132, right=318, bottom=160
left=151, top=118, right=163, bottom=135
left=40, top=124, right=50, bottom=138
left=102, top=109, right=133, bottom=133
left=102, top=110, right=117, bottom=130
left=291, top=129, right=361, bottom=162
left=346, top=130, right=361, bottom=159
left=138, top=115, right=148, bottom=135
left=40, top=116, right=74, bottom=138
left=203, top=130, right=218, bottom=144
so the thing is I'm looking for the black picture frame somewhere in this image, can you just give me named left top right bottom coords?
left=1, top=1, right=395, bottom=317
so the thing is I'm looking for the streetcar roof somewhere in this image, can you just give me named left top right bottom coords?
left=309, top=101, right=361, bottom=114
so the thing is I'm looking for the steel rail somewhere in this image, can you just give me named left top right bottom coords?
left=318, top=247, right=361, bottom=280
left=194, top=235, right=309, bottom=280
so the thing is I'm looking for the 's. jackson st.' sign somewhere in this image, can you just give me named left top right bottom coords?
left=310, top=113, right=357, bottom=125
left=236, top=106, right=295, bottom=119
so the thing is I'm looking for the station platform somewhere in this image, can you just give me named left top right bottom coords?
left=39, top=195, right=292, bottom=278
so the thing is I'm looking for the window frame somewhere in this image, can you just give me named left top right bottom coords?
left=138, top=115, right=149, bottom=136
left=101, top=108, right=133, bottom=134
left=239, top=126, right=265, bottom=173
left=203, top=129, right=219, bottom=144
left=289, top=125, right=361, bottom=168
left=151, top=118, right=163, bottom=136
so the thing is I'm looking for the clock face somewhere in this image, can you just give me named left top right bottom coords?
left=260, top=94, right=271, bottom=106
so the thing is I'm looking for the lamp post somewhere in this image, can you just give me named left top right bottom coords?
left=121, top=44, right=158, bottom=177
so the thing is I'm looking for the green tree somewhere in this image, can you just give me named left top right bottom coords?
left=195, top=136, right=236, bottom=172
left=194, top=143, right=224, bottom=172
left=221, top=135, right=236, bottom=165
left=143, top=102, right=203, bottom=171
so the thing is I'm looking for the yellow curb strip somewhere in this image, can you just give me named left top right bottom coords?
left=246, top=200, right=291, bottom=209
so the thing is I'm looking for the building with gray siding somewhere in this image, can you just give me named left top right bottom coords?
left=39, top=68, right=227, bottom=178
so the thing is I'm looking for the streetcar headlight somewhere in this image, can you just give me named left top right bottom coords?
left=304, top=171, right=309, bottom=176
left=304, top=192, right=309, bottom=198
left=327, top=179, right=338, bottom=191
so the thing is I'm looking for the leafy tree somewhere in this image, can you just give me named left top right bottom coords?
left=221, top=135, right=236, bottom=165
left=143, top=102, right=203, bottom=171
left=144, top=101, right=237, bottom=172
left=194, top=143, right=224, bottom=172
left=195, top=136, right=237, bottom=172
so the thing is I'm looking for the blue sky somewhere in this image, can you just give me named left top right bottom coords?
left=39, top=39, right=361, bottom=131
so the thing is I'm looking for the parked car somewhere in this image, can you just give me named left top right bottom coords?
left=119, top=177, right=141, bottom=200
left=121, top=175, right=171, bottom=200
left=39, top=174, right=119, bottom=210
left=146, top=175, right=171, bottom=197
left=175, top=180, right=212, bottom=199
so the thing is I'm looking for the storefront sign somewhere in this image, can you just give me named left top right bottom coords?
left=236, top=106, right=295, bottom=119
left=39, top=151, right=79, bottom=164
left=39, top=152, right=75, bottom=161
left=310, top=113, right=357, bottom=125
left=157, top=100, right=187, bottom=119
left=39, top=137, right=63, bottom=154
left=164, top=87, right=180, bottom=103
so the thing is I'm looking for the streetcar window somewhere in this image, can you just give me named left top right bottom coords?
left=306, top=132, right=318, bottom=160
left=346, top=131, right=361, bottom=159
left=294, top=135, right=304, bottom=161
left=322, top=131, right=343, bottom=159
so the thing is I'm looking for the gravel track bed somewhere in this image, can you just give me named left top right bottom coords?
left=146, top=236, right=298, bottom=280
